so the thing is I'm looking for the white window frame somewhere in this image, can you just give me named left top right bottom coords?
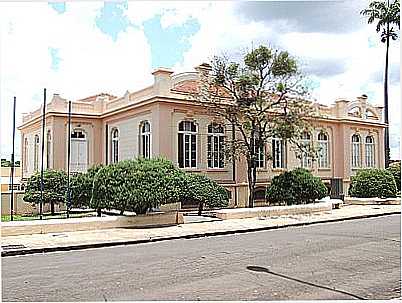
left=34, top=135, right=39, bottom=171
left=23, top=138, right=28, bottom=172
left=317, top=132, right=329, bottom=168
left=365, top=135, right=375, bottom=167
left=351, top=134, right=361, bottom=168
left=140, top=121, right=151, bottom=159
left=272, top=136, right=286, bottom=169
left=300, top=132, right=312, bottom=168
left=46, top=130, right=52, bottom=169
left=178, top=121, right=197, bottom=168
left=111, top=128, right=119, bottom=164
left=253, top=137, right=265, bottom=169
left=207, top=123, right=225, bottom=169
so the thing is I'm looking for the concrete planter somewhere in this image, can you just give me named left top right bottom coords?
left=215, top=202, right=333, bottom=220
left=1, top=211, right=184, bottom=237
left=344, top=197, right=401, bottom=205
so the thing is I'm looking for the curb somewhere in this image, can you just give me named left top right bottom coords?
left=2, top=211, right=400, bottom=257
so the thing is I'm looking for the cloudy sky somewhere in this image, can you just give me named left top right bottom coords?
left=0, top=1, right=400, bottom=160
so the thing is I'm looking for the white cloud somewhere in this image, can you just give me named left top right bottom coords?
left=172, top=3, right=400, bottom=158
left=0, top=2, right=153, bottom=159
left=172, top=2, right=274, bottom=72
left=0, top=1, right=400, bottom=160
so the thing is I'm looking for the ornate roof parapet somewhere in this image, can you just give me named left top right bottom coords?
left=152, top=67, right=174, bottom=96
left=332, top=95, right=382, bottom=121
left=19, top=65, right=385, bottom=127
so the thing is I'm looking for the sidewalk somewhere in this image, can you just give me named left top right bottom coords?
left=1, top=204, right=400, bottom=257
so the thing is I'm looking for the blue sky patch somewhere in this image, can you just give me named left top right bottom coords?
left=368, top=36, right=377, bottom=48
left=303, top=77, right=321, bottom=92
left=143, top=16, right=201, bottom=68
left=49, top=47, right=62, bottom=71
left=48, top=2, right=66, bottom=14
left=95, top=1, right=130, bottom=41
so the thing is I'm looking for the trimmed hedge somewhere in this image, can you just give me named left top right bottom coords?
left=349, top=168, right=397, bottom=198
left=70, top=164, right=103, bottom=209
left=91, top=158, right=185, bottom=214
left=23, top=169, right=68, bottom=215
left=387, top=162, right=401, bottom=192
left=90, top=158, right=230, bottom=215
left=266, top=168, right=327, bottom=205
left=182, top=173, right=229, bottom=214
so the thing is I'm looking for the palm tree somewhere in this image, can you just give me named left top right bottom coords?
left=361, top=0, right=400, bottom=168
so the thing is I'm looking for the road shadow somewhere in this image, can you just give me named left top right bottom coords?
left=246, top=265, right=366, bottom=300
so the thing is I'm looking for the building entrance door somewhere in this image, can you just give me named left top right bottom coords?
left=70, top=130, right=88, bottom=172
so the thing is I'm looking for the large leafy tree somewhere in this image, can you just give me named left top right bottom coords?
left=194, top=45, right=315, bottom=207
left=23, top=169, right=67, bottom=215
left=361, top=0, right=400, bottom=167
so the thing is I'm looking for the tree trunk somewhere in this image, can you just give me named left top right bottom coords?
left=198, top=201, right=204, bottom=216
left=97, top=208, right=102, bottom=217
left=247, top=159, right=256, bottom=208
left=120, top=209, right=124, bottom=215
left=384, top=24, right=390, bottom=168
left=50, top=201, right=55, bottom=215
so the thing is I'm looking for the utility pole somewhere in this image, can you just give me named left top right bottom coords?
left=39, top=88, right=46, bottom=220
left=66, top=101, right=72, bottom=218
left=10, top=96, right=16, bottom=221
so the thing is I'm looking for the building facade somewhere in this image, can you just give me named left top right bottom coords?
left=19, top=65, right=386, bottom=207
left=1, top=167, right=22, bottom=192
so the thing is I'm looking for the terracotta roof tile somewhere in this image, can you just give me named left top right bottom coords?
left=172, top=80, right=199, bottom=94
left=171, top=80, right=231, bottom=97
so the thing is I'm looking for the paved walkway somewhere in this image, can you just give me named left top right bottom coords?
left=1, top=204, right=400, bottom=256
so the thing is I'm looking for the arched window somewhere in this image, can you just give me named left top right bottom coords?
left=71, top=129, right=88, bottom=172
left=140, top=121, right=151, bottom=159
left=272, top=135, right=285, bottom=169
left=317, top=132, right=329, bottom=168
left=207, top=123, right=224, bottom=168
left=111, top=128, right=119, bottom=163
left=178, top=121, right=197, bottom=168
left=23, top=138, right=28, bottom=172
left=46, top=130, right=51, bottom=169
left=351, top=134, right=361, bottom=168
left=300, top=132, right=311, bottom=168
left=34, top=135, right=39, bottom=171
left=365, top=135, right=375, bottom=167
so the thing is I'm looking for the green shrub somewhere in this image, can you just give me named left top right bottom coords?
left=349, top=168, right=397, bottom=198
left=23, top=169, right=67, bottom=215
left=91, top=158, right=184, bottom=214
left=387, top=162, right=401, bottom=192
left=266, top=168, right=327, bottom=205
left=70, top=164, right=103, bottom=209
left=91, top=163, right=121, bottom=213
left=182, top=173, right=229, bottom=215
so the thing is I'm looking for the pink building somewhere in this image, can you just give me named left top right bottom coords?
left=19, top=65, right=386, bottom=207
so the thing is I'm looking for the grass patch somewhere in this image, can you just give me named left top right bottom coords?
left=1, top=212, right=95, bottom=222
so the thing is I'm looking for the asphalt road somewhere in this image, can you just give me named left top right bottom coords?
left=2, top=215, right=401, bottom=301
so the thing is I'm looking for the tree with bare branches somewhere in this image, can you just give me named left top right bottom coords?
left=193, top=45, right=317, bottom=207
